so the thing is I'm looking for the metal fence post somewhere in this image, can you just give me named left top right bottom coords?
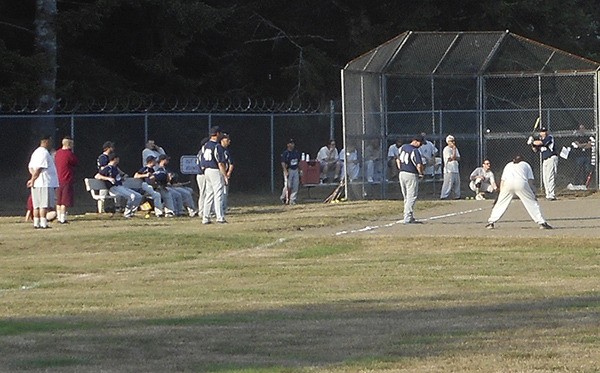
left=270, top=114, right=275, bottom=194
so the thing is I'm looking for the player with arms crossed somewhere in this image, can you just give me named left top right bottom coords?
left=485, top=155, right=552, bottom=230
left=397, top=135, right=425, bottom=224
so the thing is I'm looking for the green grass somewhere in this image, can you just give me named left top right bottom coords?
left=0, top=200, right=598, bottom=372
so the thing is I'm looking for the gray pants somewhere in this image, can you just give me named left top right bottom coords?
left=203, top=168, right=225, bottom=222
left=109, top=185, right=142, bottom=217
left=196, top=174, right=206, bottom=216
left=542, top=155, right=558, bottom=199
left=440, top=172, right=460, bottom=199
left=399, top=171, right=419, bottom=223
left=280, top=169, right=299, bottom=204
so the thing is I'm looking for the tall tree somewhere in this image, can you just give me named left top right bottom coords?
left=34, top=0, right=57, bottom=112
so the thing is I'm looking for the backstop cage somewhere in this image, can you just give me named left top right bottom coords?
left=341, top=31, right=600, bottom=200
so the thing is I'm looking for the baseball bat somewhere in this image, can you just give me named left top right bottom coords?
left=527, top=116, right=542, bottom=148
left=324, top=180, right=345, bottom=203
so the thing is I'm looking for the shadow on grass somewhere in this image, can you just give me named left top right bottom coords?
left=1, top=295, right=598, bottom=372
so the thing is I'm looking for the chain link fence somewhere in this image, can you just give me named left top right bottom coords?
left=0, top=110, right=342, bottom=215
left=342, top=31, right=600, bottom=200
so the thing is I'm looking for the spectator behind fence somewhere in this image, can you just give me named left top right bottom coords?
left=142, top=140, right=166, bottom=167
left=440, top=135, right=461, bottom=200
left=317, top=139, right=341, bottom=183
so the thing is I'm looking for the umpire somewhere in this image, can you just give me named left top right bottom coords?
left=397, top=134, right=425, bottom=224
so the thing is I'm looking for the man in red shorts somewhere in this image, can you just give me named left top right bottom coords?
left=54, top=137, right=79, bottom=224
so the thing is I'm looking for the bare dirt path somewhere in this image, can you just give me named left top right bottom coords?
left=317, top=196, right=600, bottom=239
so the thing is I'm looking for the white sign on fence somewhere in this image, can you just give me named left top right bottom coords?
left=180, top=155, right=200, bottom=175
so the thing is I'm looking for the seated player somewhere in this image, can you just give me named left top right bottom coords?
left=95, top=153, right=142, bottom=218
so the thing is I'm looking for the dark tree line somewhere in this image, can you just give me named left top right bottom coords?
left=1, top=0, right=599, bottom=109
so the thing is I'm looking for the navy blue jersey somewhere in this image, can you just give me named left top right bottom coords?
left=398, top=144, right=423, bottom=174
left=195, top=149, right=204, bottom=175
left=200, top=140, right=226, bottom=169
left=137, top=166, right=155, bottom=184
left=153, top=166, right=170, bottom=186
left=224, top=148, right=234, bottom=172
left=97, top=153, right=109, bottom=170
left=98, top=164, right=122, bottom=187
left=281, top=149, right=301, bottom=170
left=540, top=135, right=556, bottom=160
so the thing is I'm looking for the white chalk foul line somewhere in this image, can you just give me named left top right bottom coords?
left=335, top=207, right=484, bottom=236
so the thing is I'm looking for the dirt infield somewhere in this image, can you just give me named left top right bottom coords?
left=329, top=196, right=600, bottom=238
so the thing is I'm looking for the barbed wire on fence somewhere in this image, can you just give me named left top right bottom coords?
left=0, top=95, right=329, bottom=114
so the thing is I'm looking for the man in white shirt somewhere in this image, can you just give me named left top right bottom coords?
left=418, top=133, right=438, bottom=177
left=27, top=136, right=59, bottom=229
left=387, top=137, right=402, bottom=180
left=486, top=155, right=552, bottom=229
left=317, top=139, right=341, bottom=182
left=440, top=135, right=461, bottom=199
left=141, top=140, right=166, bottom=166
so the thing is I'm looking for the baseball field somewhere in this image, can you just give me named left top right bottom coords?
left=0, top=194, right=598, bottom=372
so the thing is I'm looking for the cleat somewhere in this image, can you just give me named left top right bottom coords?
left=539, top=222, right=553, bottom=229
left=485, top=223, right=494, bottom=229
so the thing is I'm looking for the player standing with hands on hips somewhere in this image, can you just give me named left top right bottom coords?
left=531, top=126, right=558, bottom=200
left=486, top=155, right=552, bottom=230
left=397, top=135, right=425, bottom=224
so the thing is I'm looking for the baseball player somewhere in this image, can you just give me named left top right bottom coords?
left=200, top=126, right=228, bottom=223
left=196, top=137, right=209, bottom=218
left=531, top=126, right=558, bottom=200
left=133, top=156, right=166, bottom=217
left=97, top=141, right=114, bottom=171
left=280, top=138, right=301, bottom=205
left=397, top=134, right=425, bottom=224
left=440, top=135, right=461, bottom=199
left=220, top=133, right=234, bottom=212
left=469, top=159, right=497, bottom=200
left=95, top=153, right=142, bottom=218
left=486, top=155, right=552, bottom=229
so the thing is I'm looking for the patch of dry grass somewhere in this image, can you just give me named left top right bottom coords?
left=0, top=200, right=598, bottom=372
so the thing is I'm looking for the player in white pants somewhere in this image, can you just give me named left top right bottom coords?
left=486, top=155, right=552, bottom=229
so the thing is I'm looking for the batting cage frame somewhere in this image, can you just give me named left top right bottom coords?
left=341, top=30, right=600, bottom=200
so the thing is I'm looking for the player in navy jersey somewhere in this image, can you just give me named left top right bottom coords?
left=280, top=138, right=301, bottom=205
left=95, top=153, right=142, bottom=218
left=133, top=156, right=167, bottom=217
left=97, top=141, right=114, bottom=171
left=196, top=137, right=209, bottom=218
left=532, top=126, right=558, bottom=200
left=397, top=135, right=425, bottom=224
left=220, top=133, right=234, bottom=212
left=200, top=126, right=228, bottom=224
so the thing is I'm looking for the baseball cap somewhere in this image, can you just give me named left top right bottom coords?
left=102, top=141, right=114, bottom=150
left=209, top=126, right=222, bottom=135
left=287, top=138, right=296, bottom=144
left=539, top=127, right=548, bottom=132
left=145, top=155, right=156, bottom=163
left=158, top=154, right=170, bottom=161
left=446, top=135, right=455, bottom=143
